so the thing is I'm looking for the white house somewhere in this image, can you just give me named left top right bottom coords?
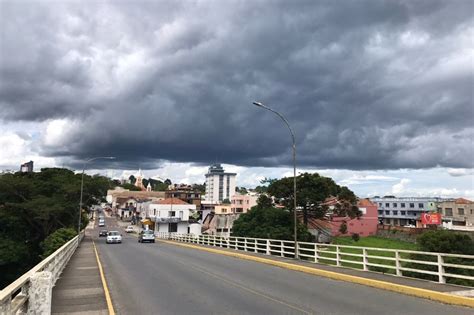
left=148, top=198, right=197, bottom=234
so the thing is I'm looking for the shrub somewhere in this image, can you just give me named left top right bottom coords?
left=339, top=222, right=348, bottom=234
left=351, top=233, right=360, bottom=242
left=40, top=228, right=77, bottom=259
left=403, top=230, right=474, bottom=286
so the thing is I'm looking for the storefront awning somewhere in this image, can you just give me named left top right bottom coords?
left=141, top=218, right=152, bottom=225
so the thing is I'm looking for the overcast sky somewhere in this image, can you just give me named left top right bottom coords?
left=1, top=0, right=473, bottom=198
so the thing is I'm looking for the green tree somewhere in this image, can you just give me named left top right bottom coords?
left=40, top=228, right=77, bottom=259
left=0, top=168, right=112, bottom=289
left=232, top=197, right=311, bottom=241
left=120, top=183, right=141, bottom=191
left=222, top=198, right=231, bottom=204
left=268, top=172, right=360, bottom=227
left=192, top=183, right=206, bottom=194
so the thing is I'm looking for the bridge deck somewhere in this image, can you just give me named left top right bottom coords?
left=51, top=234, right=108, bottom=315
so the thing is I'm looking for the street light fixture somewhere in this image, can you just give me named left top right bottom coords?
left=252, top=101, right=298, bottom=258
left=78, top=156, right=116, bottom=241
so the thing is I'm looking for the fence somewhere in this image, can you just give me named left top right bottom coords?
left=156, top=233, right=474, bottom=286
left=0, top=232, right=84, bottom=314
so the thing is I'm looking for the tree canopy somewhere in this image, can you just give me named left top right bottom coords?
left=0, top=168, right=112, bottom=288
left=268, top=172, right=361, bottom=226
left=232, top=195, right=312, bottom=241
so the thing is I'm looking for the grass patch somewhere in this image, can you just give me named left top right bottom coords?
left=312, top=237, right=419, bottom=274
left=332, top=236, right=418, bottom=251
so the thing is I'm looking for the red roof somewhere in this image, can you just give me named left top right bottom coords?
left=358, top=198, right=375, bottom=207
left=153, top=198, right=189, bottom=205
left=455, top=198, right=472, bottom=204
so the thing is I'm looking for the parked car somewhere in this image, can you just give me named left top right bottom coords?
left=106, top=231, right=122, bottom=244
left=99, top=230, right=108, bottom=237
left=125, top=225, right=135, bottom=233
left=138, top=230, right=155, bottom=243
left=98, top=221, right=105, bottom=227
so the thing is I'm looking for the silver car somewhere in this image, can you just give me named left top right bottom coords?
left=138, top=230, right=155, bottom=243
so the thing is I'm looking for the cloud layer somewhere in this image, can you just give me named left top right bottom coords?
left=1, top=0, right=473, bottom=170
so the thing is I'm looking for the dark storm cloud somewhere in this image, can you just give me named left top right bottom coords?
left=1, top=0, right=472, bottom=170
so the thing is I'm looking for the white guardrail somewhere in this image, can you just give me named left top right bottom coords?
left=0, top=232, right=84, bottom=315
left=157, top=233, right=474, bottom=286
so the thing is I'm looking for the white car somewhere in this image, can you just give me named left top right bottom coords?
left=125, top=225, right=135, bottom=233
left=106, top=231, right=122, bottom=244
left=98, top=221, right=105, bottom=227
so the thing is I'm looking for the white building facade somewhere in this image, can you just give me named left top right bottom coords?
left=205, top=164, right=236, bottom=203
left=371, top=196, right=443, bottom=227
left=148, top=198, right=196, bottom=234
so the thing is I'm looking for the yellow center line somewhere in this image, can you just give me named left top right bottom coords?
left=172, top=258, right=314, bottom=314
left=92, top=240, right=116, bottom=315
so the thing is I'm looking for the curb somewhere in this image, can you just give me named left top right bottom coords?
left=159, top=240, right=474, bottom=308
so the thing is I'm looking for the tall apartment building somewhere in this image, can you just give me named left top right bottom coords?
left=370, top=196, right=443, bottom=227
left=20, top=161, right=34, bottom=173
left=205, top=164, right=236, bottom=203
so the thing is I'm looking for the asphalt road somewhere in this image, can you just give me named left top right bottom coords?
left=94, top=216, right=472, bottom=315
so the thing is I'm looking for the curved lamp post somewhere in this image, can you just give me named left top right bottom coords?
left=252, top=101, right=298, bottom=258
left=78, top=157, right=116, bottom=240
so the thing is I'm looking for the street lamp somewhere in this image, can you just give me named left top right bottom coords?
left=78, top=156, right=116, bottom=241
left=252, top=101, right=298, bottom=258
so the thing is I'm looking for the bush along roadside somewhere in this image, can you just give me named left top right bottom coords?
left=403, top=230, right=474, bottom=286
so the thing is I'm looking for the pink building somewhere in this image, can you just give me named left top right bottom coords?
left=231, top=194, right=258, bottom=214
left=329, top=199, right=379, bottom=237
left=303, top=199, right=379, bottom=240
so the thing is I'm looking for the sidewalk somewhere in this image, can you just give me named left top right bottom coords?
left=51, top=233, right=108, bottom=315
left=162, top=239, right=473, bottom=296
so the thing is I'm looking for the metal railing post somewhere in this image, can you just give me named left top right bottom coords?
left=437, top=254, right=446, bottom=283
left=336, top=246, right=341, bottom=266
left=314, top=243, right=319, bottom=263
left=280, top=241, right=284, bottom=257
left=395, top=251, right=402, bottom=276
left=363, top=249, right=368, bottom=271
left=266, top=240, right=270, bottom=255
left=244, top=238, right=248, bottom=251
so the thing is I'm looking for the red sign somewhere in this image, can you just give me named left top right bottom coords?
left=421, top=213, right=442, bottom=225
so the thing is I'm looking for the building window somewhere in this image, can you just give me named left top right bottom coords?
left=458, top=208, right=464, bottom=215
left=401, top=203, right=406, bottom=208
left=179, top=211, right=183, bottom=219
left=385, top=203, right=390, bottom=207
left=222, top=208, right=227, bottom=213
left=393, top=211, right=398, bottom=215
left=445, top=208, right=453, bottom=216
left=378, top=210, right=383, bottom=215
left=169, top=211, right=176, bottom=217
left=409, top=203, right=415, bottom=208
left=393, top=203, right=397, bottom=208
left=401, top=211, right=406, bottom=215
left=169, top=223, right=178, bottom=233
left=379, top=203, right=382, bottom=207
left=385, top=210, right=390, bottom=215
left=418, top=203, right=424, bottom=208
